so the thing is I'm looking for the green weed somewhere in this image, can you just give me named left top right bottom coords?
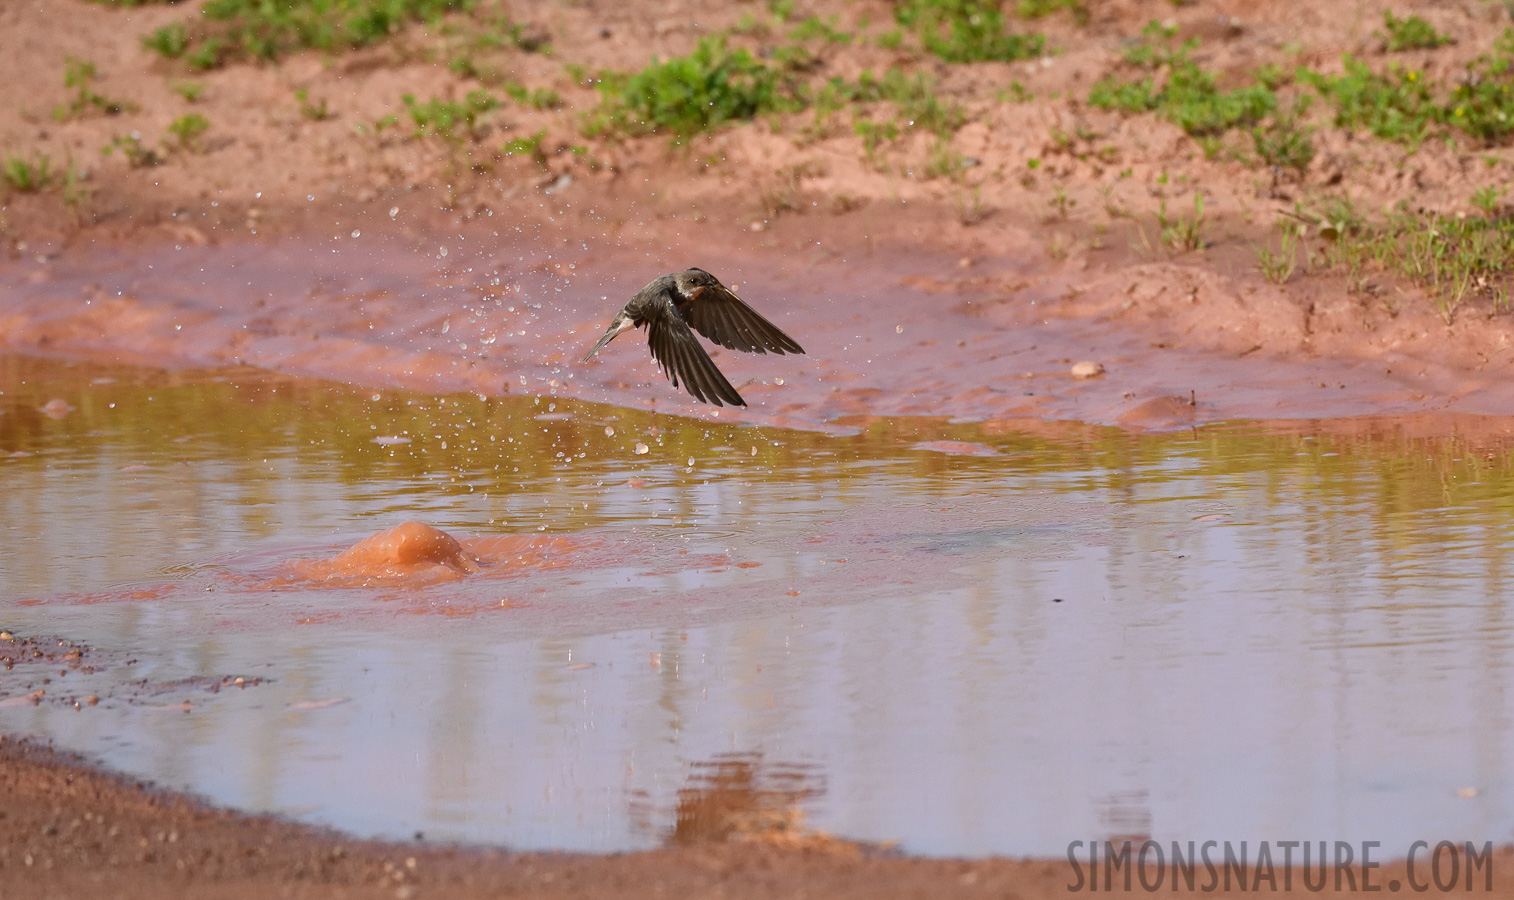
left=1256, top=223, right=1302, bottom=284
left=1252, top=96, right=1315, bottom=172
left=503, top=82, right=561, bottom=110
left=1015, top=0, right=1087, bottom=24
left=955, top=187, right=990, bottom=225
left=788, top=16, right=853, bottom=44
left=54, top=57, right=136, bottom=120
left=143, top=22, right=191, bottom=58
left=925, top=138, right=964, bottom=179
left=586, top=36, right=799, bottom=138
left=167, top=113, right=210, bottom=151
left=296, top=87, right=331, bottom=120
left=172, top=81, right=205, bottom=102
left=145, top=0, right=473, bottom=68
left=1382, top=12, right=1451, bottom=52
left=1049, top=186, right=1075, bottom=218
left=1090, top=23, right=1274, bottom=137
left=1314, top=200, right=1514, bottom=322
left=1302, top=57, right=1436, bottom=145
left=2, top=153, right=52, bottom=192
left=893, top=0, right=1044, bottom=63
left=1157, top=194, right=1206, bottom=251
left=1443, top=31, right=1514, bottom=143
left=1473, top=185, right=1507, bottom=215
left=854, top=118, right=898, bottom=163
left=998, top=81, right=1033, bottom=103
left=404, top=90, right=499, bottom=141
left=102, top=133, right=164, bottom=168
left=501, top=128, right=547, bottom=165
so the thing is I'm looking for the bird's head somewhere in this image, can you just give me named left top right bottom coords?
left=674, top=268, right=722, bottom=296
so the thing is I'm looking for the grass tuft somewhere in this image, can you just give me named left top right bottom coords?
left=893, top=0, right=1044, bottom=63
left=1090, top=23, right=1274, bottom=137
left=1381, top=12, right=1452, bottom=53
left=143, top=0, right=474, bottom=68
left=586, top=36, right=800, bottom=138
left=2, top=153, right=52, bottom=192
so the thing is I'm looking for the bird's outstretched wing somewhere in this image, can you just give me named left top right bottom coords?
left=647, top=311, right=746, bottom=407
left=683, top=285, right=804, bottom=356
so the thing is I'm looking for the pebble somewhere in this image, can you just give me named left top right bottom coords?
left=1071, top=361, right=1105, bottom=379
left=633, top=442, right=649, bottom=455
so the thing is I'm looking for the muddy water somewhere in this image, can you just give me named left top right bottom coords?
left=3, top=355, right=1514, bottom=856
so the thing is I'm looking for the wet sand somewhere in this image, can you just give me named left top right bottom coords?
left=4, top=734, right=1512, bottom=900
left=6, top=223, right=1514, bottom=437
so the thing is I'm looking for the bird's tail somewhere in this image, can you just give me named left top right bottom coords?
left=583, top=313, right=634, bottom=362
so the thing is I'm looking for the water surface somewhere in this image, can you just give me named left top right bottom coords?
left=2, top=355, right=1513, bottom=856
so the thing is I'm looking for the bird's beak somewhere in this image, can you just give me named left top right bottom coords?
left=583, top=313, right=635, bottom=362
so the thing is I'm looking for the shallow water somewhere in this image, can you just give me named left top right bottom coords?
left=3, top=355, right=1514, bottom=856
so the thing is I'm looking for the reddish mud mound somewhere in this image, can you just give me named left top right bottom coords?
left=293, top=522, right=483, bottom=585
left=284, top=522, right=610, bottom=590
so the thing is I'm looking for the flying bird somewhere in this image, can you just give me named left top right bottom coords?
left=583, top=268, right=804, bottom=407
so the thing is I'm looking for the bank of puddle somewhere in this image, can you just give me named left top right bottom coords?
left=2, top=354, right=1513, bottom=856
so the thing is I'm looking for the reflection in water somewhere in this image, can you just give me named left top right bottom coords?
left=629, top=752, right=826, bottom=846
left=2, top=355, right=1514, bottom=856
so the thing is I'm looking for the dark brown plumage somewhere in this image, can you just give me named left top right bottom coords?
left=582, top=268, right=804, bottom=407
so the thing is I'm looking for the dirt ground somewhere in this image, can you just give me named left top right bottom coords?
left=5, top=0, right=1514, bottom=894
left=7, top=0, right=1514, bottom=392
left=3, top=733, right=1513, bottom=900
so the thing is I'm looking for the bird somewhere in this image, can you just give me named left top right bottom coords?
left=582, top=268, right=804, bottom=407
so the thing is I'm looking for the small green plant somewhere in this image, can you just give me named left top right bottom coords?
left=1302, top=58, right=1436, bottom=146
left=501, top=129, right=548, bottom=165
left=404, top=90, right=499, bottom=142
left=143, top=22, right=191, bottom=58
left=924, top=138, right=964, bottom=178
left=998, top=80, right=1033, bottom=103
left=1382, top=12, right=1451, bottom=52
left=1090, top=23, right=1274, bottom=137
left=60, top=163, right=92, bottom=218
left=54, top=57, right=135, bottom=120
left=102, top=133, right=164, bottom=168
left=1256, top=222, right=1302, bottom=284
left=1310, top=200, right=1514, bottom=322
left=172, top=80, right=205, bottom=102
left=955, top=187, right=990, bottom=225
left=1473, top=185, right=1507, bottom=215
left=854, top=118, right=898, bottom=163
left=788, top=15, right=853, bottom=44
left=1158, top=194, right=1206, bottom=251
left=167, top=113, right=210, bottom=151
left=1049, top=186, right=1075, bottom=218
left=875, top=28, right=904, bottom=49
left=503, top=82, right=561, bottom=110
left=1252, top=96, right=1315, bottom=173
left=295, top=87, right=331, bottom=120
left=587, top=36, right=800, bottom=138
left=893, top=0, right=1044, bottom=63
left=141, top=0, right=473, bottom=68
left=1015, top=0, right=1087, bottom=24
left=2, top=153, right=52, bottom=192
